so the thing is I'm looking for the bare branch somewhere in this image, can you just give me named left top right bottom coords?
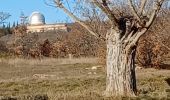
left=127, top=0, right=165, bottom=48
left=54, top=0, right=98, bottom=38
left=0, top=12, right=11, bottom=25
left=128, top=0, right=141, bottom=21
left=129, top=28, right=147, bottom=47
left=139, top=0, right=147, bottom=15
left=121, top=30, right=134, bottom=42
left=92, top=0, right=118, bottom=26
left=146, top=0, right=165, bottom=28
left=44, top=0, right=57, bottom=8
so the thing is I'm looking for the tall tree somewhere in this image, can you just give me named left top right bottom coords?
left=12, top=22, right=16, bottom=28
left=0, top=12, right=11, bottom=25
left=50, top=0, right=166, bottom=97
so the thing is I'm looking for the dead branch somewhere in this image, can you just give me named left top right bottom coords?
left=54, top=0, right=98, bottom=38
left=0, top=12, right=11, bottom=24
left=128, top=0, right=141, bottom=21
left=129, top=0, right=165, bottom=48
left=146, top=0, right=165, bottom=28
left=92, top=0, right=118, bottom=26
left=129, top=28, right=147, bottom=48
left=139, top=0, right=147, bottom=15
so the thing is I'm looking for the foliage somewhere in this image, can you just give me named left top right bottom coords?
left=1, top=20, right=170, bottom=69
left=137, top=35, right=165, bottom=68
left=136, top=11, right=170, bottom=68
left=40, top=39, right=52, bottom=57
left=4, top=24, right=100, bottom=58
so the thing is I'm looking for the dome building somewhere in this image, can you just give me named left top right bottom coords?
left=27, top=11, right=68, bottom=33
left=29, top=12, right=45, bottom=25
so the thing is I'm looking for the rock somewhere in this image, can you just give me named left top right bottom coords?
left=91, top=66, right=97, bottom=70
left=91, top=65, right=102, bottom=70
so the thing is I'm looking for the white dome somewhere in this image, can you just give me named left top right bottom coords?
left=29, top=12, right=45, bottom=25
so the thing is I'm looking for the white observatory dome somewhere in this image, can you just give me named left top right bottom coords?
left=29, top=12, right=45, bottom=25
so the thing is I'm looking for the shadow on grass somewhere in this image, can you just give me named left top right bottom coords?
left=160, top=64, right=170, bottom=70
left=0, top=94, right=48, bottom=100
left=165, top=78, right=170, bottom=86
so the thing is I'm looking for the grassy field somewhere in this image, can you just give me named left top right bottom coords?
left=0, top=58, right=170, bottom=100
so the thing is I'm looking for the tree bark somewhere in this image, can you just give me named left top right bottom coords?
left=105, top=28, right=137, bottom=97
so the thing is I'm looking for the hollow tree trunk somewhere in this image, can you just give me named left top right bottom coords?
left=105, top=28, right=137, bottom=97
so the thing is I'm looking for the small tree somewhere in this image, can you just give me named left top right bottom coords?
left=50, top=0, right=166, bottom=97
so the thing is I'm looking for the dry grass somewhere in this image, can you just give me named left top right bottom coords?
left=0, top=57, right=98, bottom=66
left=0, top=58, right=170, bottom=100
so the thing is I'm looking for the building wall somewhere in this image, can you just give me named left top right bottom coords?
left=27, top=24, right=68, bottom=33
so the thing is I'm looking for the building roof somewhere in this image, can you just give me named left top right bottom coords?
left=29, top=11, right=45, bottom=25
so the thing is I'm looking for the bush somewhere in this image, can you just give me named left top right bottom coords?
left=136, top=36, right=165, bottom=68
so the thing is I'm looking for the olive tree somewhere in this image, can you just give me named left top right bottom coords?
left=50, top=0, right=166, bottom=97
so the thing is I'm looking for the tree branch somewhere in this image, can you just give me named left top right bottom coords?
left=44, top=0, right=57, bottom=8
left=139, top=0, right=147, bottom=16
left=54, top=0, right=98, bottom=38
left=121, top=30, right=134, bottom=43
left=129, top=28, right=147, bottom=47
left=127, top=0, right=165, bottom=48
left=92, top=0, right=118, bottom=26
left=0, top=12, right=11, bottom=25
left=146, top=0, right=164, bottom=28
left=128, top=0, right=141, bottom=21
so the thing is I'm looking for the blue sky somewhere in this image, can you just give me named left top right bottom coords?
left=0, top=0, right=71, bottom=24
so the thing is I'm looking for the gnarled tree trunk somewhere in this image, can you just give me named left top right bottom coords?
left=105, top=28, right=137, bottom=96
left=54, top=0, right=165, bottom=97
